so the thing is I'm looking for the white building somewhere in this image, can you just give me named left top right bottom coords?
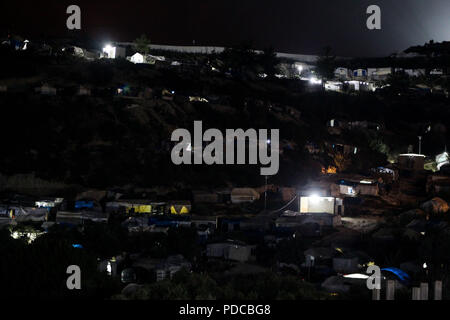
left=345, top=80, right=376, bottom=92
left=325, top=81, right=343, bottom=92
left=299, top=195, right=344, bottom=215
left=102, top=45, right=126, bottom=59
left=367, top=67, right=392, bottom=80
left=334, top=67, right=351, bottom=80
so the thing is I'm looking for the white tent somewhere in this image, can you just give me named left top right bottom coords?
left=130, top=52, right=144, bottom=64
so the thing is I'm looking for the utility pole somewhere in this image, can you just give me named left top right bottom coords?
left=264, top=175, right=268, bottom=211
left=264, top=139, right=271, bottom=211
left=418, top=136, right=422, bottom=155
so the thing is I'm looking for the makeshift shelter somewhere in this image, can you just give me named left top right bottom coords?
left=356, top=182, right=379, bottom=196
left=206, top=241, right=256, bottom=262
left=230, top=188, right=260, bottom=204
left=436, top=152, right=450, bottom=171
left=56, top=210, right=108, bottom=225
left=191, top=216, right=217, bottom=229
left=168, top=201, right=191, bottom=215
left=337, top=180, right=357, bottom=196
left=10, top=206, right=48, bottom=222
left=381, top=267, right=411, bottom=285
left=420, top=197, right=449, bottom=214
left=106, top=200, right=165, bottom=215
left=299, top=196, right=343, bottom=215
left=398, top=154, right=425, bottom=171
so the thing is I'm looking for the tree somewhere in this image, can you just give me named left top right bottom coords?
left=259, top=46, right=280, bottom=79
left=220, top=43, right=259, bottom=79
left=316, top=46, right=336, bottom=85
left=385, top=70, right=410, bottom=93
left=133, top=34, right=151, bottom=54
left=331, top=151, right=352, bottom=173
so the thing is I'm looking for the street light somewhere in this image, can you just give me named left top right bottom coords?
left=418, top=136, right=422, bottom=155
left=264, top=175, right=268, bottom=211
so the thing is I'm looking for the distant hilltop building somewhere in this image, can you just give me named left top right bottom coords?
left=115, top=42, right=333, bottom=64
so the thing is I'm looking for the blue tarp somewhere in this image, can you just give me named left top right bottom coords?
left=75, top=201, right=94, bottom=209
left=381, top=267, right=411, bottom=283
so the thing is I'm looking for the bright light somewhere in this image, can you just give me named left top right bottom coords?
left=343, top=273, right=369, bottom=279
left=107, top=261, right=112, bottom=275
left=399, top=154, right=426, bottom=158
left=309, top=77, right=322, bottom=85
left=103, top=44, right=116, bottom=59
left=309, top=194, right=321, bottom=202
left=423, top=262, right=427, bottom=269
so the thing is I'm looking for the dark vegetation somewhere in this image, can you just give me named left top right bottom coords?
left=1, top=43, right=450, bottom=192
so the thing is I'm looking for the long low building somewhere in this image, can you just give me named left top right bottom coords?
left=116, top=42, right=325, bottom=62
left=206, top=240, right=256, bottom=263
left=56, top=211, right=109, bottom=225
left=276, top=212, right=342, bottom=229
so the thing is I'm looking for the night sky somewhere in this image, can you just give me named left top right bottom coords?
left=1, top=0, right=450, bottom=57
